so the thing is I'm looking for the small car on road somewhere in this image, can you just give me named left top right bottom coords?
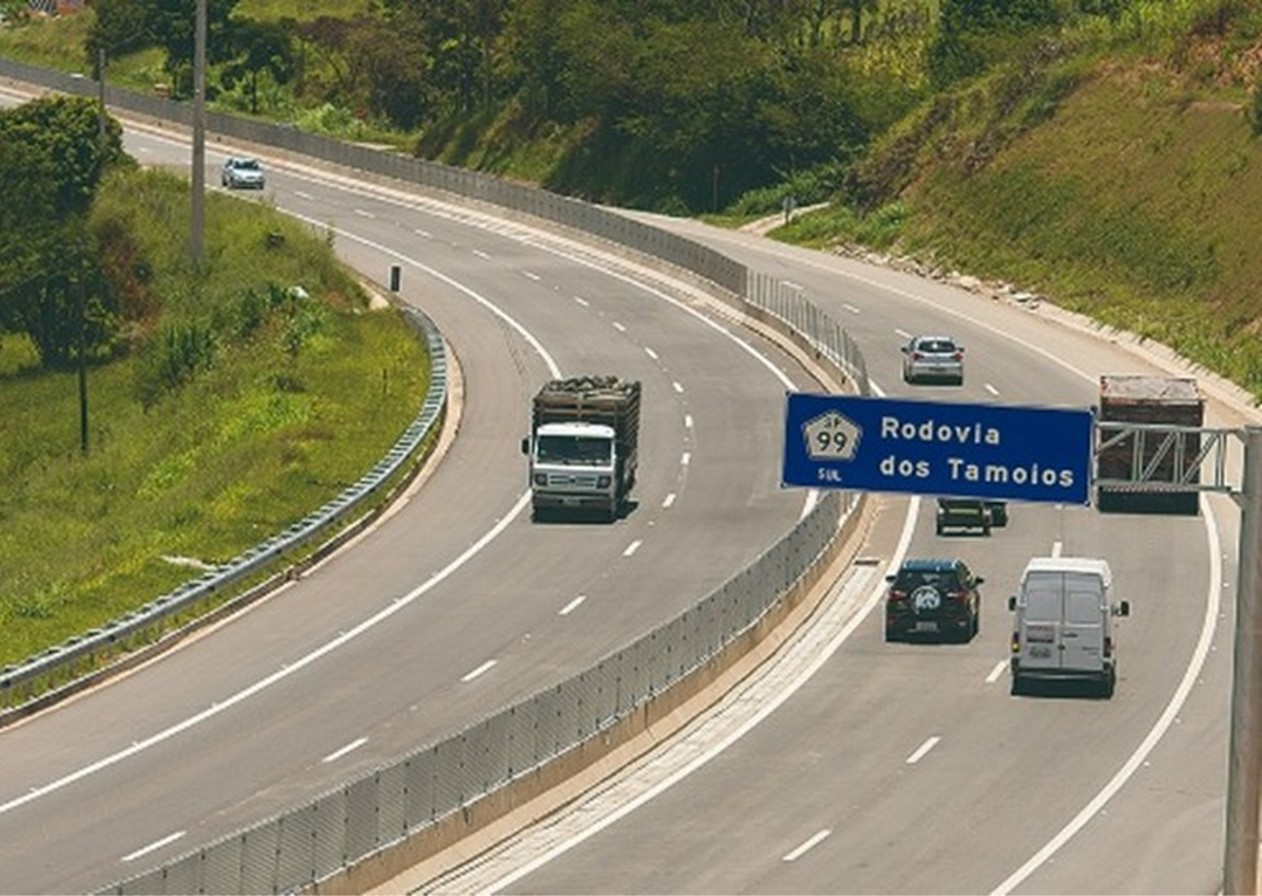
left=221, top=156, right=266, bottom=190
left=885, top=557, right=984, bottom=643
left=901, top=334, right=965, bottom=384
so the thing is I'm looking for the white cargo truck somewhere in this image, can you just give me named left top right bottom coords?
left=1008, top=557, right=1130, bottom=698
left=521, top=376, right=641, bottom=522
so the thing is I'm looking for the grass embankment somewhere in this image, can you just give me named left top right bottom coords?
left=775, top=22, right=1262, bottom=399
left=0, top=169, right=429, bottom=667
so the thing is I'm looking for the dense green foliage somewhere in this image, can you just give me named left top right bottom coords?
left=0, top=166, right=429, bottom=666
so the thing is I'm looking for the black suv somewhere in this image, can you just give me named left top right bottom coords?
left=935, top=498, right=1009, bottom=535
left=884, top=558, right=984, bottom=643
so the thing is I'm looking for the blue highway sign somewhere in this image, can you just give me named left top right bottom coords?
left=782, top=393, right=1094, bottom=505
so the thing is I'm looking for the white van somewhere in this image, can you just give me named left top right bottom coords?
left=1008, top=557, right=1130, bottom=698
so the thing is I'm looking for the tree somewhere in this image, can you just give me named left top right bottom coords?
left=221, top=19, right=295, bottom=114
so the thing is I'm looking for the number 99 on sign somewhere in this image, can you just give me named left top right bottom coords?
left=802, top=411, right=860, bottom=461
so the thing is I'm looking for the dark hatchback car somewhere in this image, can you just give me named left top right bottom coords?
left=884, top=557, right=984, bottom=643
left=935, top=498, right=1008, bottom=535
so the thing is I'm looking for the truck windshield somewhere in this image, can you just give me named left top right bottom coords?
left=537, top=435, right=612, bottom=464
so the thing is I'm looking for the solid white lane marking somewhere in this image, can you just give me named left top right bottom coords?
left=644, top=346, right=658, bottom=359
left=985, top=383, right=999, bottom=396
left=623, top=540, right=643, bottom=557
left=681, top=452, right=691, bottom=466
left=354, top=208, right=374, bottom=218
left=523, top=270, right=540, bottom=281
left=684, top=414, right=693, bottom=429
left=672, top=381, right=684, bottom=393
left=663, top=493, right=676, bottom=508
left=559, top=595, right=586, bottom=616
left=122, top=831, right=186, bottom=862
left=483, top=496, right=922, bottom=893
left=990, top=497, right=1222, bottom=894
left=783, top=829, right=831, bottom=862
left=906, top=736, right=941, bottom=765
left=461, top=660, right=497, bottom=682
left=613, top=321, right=626, bottom=332
left=472, top=249, right=491, bottom=260
left=322, top=737, right=368, bottom=763
left=894, top=328, right=912, bottom=339
left=1051, top=540, right=1063, bottom=557
left=986, top=660, right=1007, bottom=684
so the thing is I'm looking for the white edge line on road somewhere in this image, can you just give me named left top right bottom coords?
left=989, top=496, right=1222, bottom=895
left=559, top=595, right=586, bottom=616
left=663, top=493, right=676, bottom=508
left=623, top=540, right=643, bottom=558
left=121, top=831, right=186, bottom=863
left=906, top=736, right=941, bottom=765
left=322, top=737, right=368, bottom=764
left=783, top=829, right=831, bottom=862
left=461, top=660, right=498, bottom=683
left=481, top=494, right=922, bottom=894
left=986, top=660, right=1007, bottom=684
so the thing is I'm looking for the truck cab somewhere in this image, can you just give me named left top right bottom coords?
left=523, top=422, right=621, bottom=519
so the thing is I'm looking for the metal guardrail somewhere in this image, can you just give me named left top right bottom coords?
left=0, top=58, right=873, bottom=895
left=0, top=307, right=448, bottom=721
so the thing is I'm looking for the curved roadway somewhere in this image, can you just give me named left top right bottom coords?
left=0, top=100, right=817, bottom=894
left=428, top=219, right=1242, bottom=894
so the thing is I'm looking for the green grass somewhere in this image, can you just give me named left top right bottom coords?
left=0, top=169, right=429, bottom=667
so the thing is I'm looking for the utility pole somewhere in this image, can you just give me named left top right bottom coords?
left=1225, top=426, right=1262, bottom=894
left=190, top=0, right=206, bottom=263
left=75, top=272, right=89, bottom=455
left=96, top=46, right=106, bottom=148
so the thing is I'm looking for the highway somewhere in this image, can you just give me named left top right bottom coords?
left=0, top=94, right=816, bottom=894
left=424, top=220, right=1243, bottom=894
left=1, top=86, right=1245, bottom=895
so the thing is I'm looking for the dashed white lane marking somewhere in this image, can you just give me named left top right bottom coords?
left=523, top=271, right=541, bottom=281
left=681, top=452, right=691, bottom=466
left=623, top=540, right=643, bottom=558
left=294, top=190, right=312, bottom=200
left=782, top=280, right=803, bottom=291
left=985, top=383, right=1000, bottom=396
left=323, top=737, right=368, bottom=764
left=461, top=660, right=498, bottom=683
left=986, top=660, right=1008, bottom=684
left=663, top=493, right=677, bottom=508
left=672, top=381, right=684, bottom=393
left=122, top=831, right=186, bottom=863
left=354, top=208, right=375, bottom=218
left=613, top=321, right=626, bottom=332
left=1051, top=540, right=1063, bottom=557
left=414, top=228, right=431, bottom=238
left=574, top=296, right=590, bottom=307
left=894, top=327, right=912, bottom=339
left=842, top=303, right=860, bottom=314
left=644, top=346, right=658, bottom=360
left=783, top=829, right=831, bottom=862
left=473, top=249, right=491, bottom=260
left=684, top=414, right=693, bottom=429
left=906, top=736, right=941, bottom=765
left=559, top=595, right=586, bottom=616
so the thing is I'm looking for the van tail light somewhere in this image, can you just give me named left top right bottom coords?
left=888, top=589, right=908, bottom=603
left=948, top=590, right=968, bottom=603
left=1104, top=636, right=1113, bottom=658
left=952, top=351, right=963, bottom=361
left=1011, top=632, right=1020, bottom=653
left=911, top=352, right=924, bottom=361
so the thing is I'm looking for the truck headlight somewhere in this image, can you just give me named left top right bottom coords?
left=597, top=475, right=611, bottom=488
left=533, top=474, right=548, bottom=487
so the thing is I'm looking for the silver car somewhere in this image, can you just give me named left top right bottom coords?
left=901, top=334, right=964, bottom=384
left=221, top=156, right=266, bottom=189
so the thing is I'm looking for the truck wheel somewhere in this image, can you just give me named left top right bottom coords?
left=1010, top=673, right=1024, bottom=696
left=1101, top=668, right=1116, bottom=699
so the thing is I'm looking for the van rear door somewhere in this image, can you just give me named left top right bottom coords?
left=1020, top=573, right=1063, bottom=672
left=1060, top=572, right=1105, bottom=673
